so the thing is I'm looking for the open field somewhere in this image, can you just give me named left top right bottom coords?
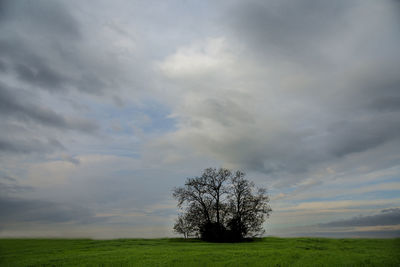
left=0, top=237, right=399, bottom=266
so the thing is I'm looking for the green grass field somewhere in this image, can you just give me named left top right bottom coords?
left=0, top=237, right=399, bottom=266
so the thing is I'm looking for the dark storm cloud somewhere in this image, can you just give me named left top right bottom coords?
left=0, top=175, right=33, bottom=194
left=0, top=83, right=98, bottom=133
left=0, top=60, right=6, bottom=72
left=324, top=113, right=400, bottom=157
left=227, top=0, right=354, bottom=62
left=187, top=0, right=400, bottom=176
left=363, top=74, right=400, bottom=112
left=14, top=63, right=66, bottom=90
left=0, top=41, right=107, bottom=94
left=0, top=0, right=80, bottom=91
left=0, top=0, right=116, bottom=159
left=0, top=0, right=80, bottom=38
left=321, top=65, right=400, bottom=157
left=0, top=35, right=73, bottom=93
left=369, top=97, right=400, bottom=112
left=0, top=196, right=101, bottom=225
left=0, top=136, right=64, bottom=154
left=0, top=0, right=108, bottom=95
left=320, top=208, right=400, bottom=227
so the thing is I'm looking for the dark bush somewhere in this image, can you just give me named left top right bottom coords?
left=200, top=222, right=228, bottom=242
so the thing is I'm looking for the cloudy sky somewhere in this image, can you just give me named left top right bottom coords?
left=1, top=0, right=400, bottom=238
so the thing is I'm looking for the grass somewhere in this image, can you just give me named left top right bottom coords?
left=0, top=237, right=399, bottom=266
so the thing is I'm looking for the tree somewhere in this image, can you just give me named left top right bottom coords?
left=228, top=171, right=271, bottom=239
left=173, top=213, right=196, bottom=239
left=173, top=167, right=272, bottom=242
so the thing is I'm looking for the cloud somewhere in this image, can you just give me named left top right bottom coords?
left=61, top=154, right=80, bottom=165
left=0, top=0, right=81, bottom=93
left=227, top=0, right=354, bottom=63
left=280, top=199, right=400, bottom=212
left=0, top=0, right=159, bottom=160
left=0, top=136, right=64, bottom=155
left=158, top=37, right=232, bottom=78
left=268, top=208, right=400, bottom=238
left=320, top=208, right=400, bottom=227
left=0, top=0, right=148, bottom=97
left=0, top=83, right=98, bottom=133
left=13, top=63, right=67, bottom=91
left=155, top=0, right=400, bottom=180
left=0, top=175, right=33, bottom=195
left=0, top=196, right=99, bottom=225
left=322, top=113, right=400, bottom=157
left=0, top=81, right=98, bottom=155
left=0, top=0, right=107, bottom=157
left=0, top=0, right=80, bottom=38
left=1, top=0, right=399, bottom=238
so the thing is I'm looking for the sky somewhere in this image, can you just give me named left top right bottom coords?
left=0, top=0, right=400, bottom=238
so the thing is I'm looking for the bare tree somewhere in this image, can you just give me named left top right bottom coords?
left=228, top=171, right=272, bottom=238
left=173, top=167, right=272, bottom=242
left=173, top=176, right=214, bottom=223
left=202, top=168, right=230, bottom=225
left=173, top=213, right=196, bottom=239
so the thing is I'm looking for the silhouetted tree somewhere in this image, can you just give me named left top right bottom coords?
left=228, top=171, right=271, bottom=239
left=173, top=168, right=271, bottom=242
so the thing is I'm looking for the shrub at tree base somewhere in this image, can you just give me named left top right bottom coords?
left=173, top=167, right=272, bottom=242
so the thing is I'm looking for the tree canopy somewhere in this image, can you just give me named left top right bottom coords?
left=173, top=167, right=272, bottom=242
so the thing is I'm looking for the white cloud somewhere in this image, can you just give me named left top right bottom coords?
left=158, top=37, right=232, bottom=78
